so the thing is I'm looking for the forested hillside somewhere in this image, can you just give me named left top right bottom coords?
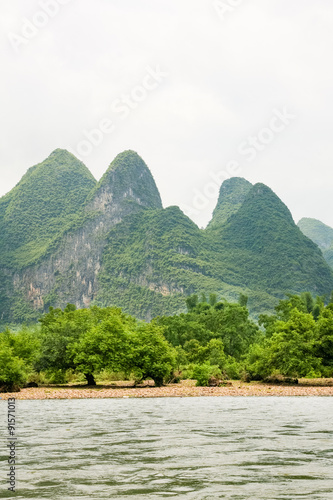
left=0, top=149, right=96, bottom=269
left=298, top=217, right=333, bottom=269
left=1, top=149, right=333, bottom=325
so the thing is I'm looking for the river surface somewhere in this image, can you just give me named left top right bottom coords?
left=1, top=397, right=333, bottom=499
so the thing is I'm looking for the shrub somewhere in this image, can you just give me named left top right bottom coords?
left=0, top=345, right=27, bottom=391
left=224, top=358, right=243, bottom=379
left=192, top=363, right=222, bottom=386
left=44, top=369, right=67, bottom=384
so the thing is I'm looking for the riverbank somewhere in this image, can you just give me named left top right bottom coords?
left=1, top=379, right=333, bottom=399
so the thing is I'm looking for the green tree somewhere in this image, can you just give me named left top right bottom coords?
left=155, top=314, right=214, bottom=347
left=209, top=293, right=217, bottom=307
left=301, top=292, right=314, bottom=314
left=245, top=343, right=270, bottom=380
left=131, top=323, right=175, bottom=386
left=38, top=305, right=135, bottom=384
left=174, top=346, right=188, bottom=371
left=0, top=344, right=27, bottom=391
left=71, top=313, right=134, bottom=384
left=259, top=292, right=324, bottom=335
left=185, top=294, right=198, bottom=312
left=157, top=296, right=259, bottom=360
left=206, top=339, right=226, bottom=368
left=38, top=306, right=92, bottom=378
left=238, top=293, right=248, bottom=308
left=201, top=303, right=259, bottom=359
left=184, top=338, right=226, bottom=369
left=315, top=305, right=333, bottom=369
left=313, top=296, right=325, bottom=321
left=184, top=339, right=206, bottom=364
left=254, top=309, right=320, bottom=379
left=192, top=363, right=222, bottom=387
left=0, top=328, right=40, bottom=390
left=274, top=294, right=307, bottom=321
left=2, top=326, right=41, bottom=367
left=0, top=326, right=41, bottom=391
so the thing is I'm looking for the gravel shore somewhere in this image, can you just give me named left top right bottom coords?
left=1, top=380, right=333, bottom=400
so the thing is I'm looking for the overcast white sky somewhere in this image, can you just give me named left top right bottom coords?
left=1, top=0, right=333, bottom=228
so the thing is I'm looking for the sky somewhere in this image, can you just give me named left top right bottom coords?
left=1, top=0, right=333, bottom=228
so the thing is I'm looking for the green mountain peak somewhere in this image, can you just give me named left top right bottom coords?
left=221, top=182, right=297, bottom=249
left=89, top=150, right=162, bottom=210
left=208, top=177, right=252, bottom=229
left=217, top=182, right=333, bottom=295
left=1, top=151, right=333, bottom=324
left=0, top=151, right=96, bottom=268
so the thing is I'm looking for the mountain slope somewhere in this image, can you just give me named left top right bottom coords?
left=298, top=218, right=333, bottom=250
left=1, top=151, right=332, bottom=325
left=212, top=183, right=333, bottom=295
left=96, top=206, right=253, bottom=319
left=0, top=150, right=163, bottom=324
left=0, top=149, right=96, bottom=268
left=298, top=218, right=333, bottom=269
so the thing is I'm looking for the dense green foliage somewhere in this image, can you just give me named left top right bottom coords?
left=37, top=304, right=175, bottom=386
left=0, top=326, right=40, bottom=390
left=153, top=295, right=261, bottom=383
left=97, top=182, right=333, bottom=320
left=156, top=292, right=333, bottom=383
left=207, top=177, right=252, bottom=229
left=209, top=184, right=333, bottom=296
left=129, top=324, right=175, bottom=386
left=87, top=150, right=162, bottom=209
left=155, top=297, right=259, bottom=359
left=1, top=291, right=333, bottom=391
left=0, top=149, right=96, bottom=269
left=246, top=293, right=333, bottom=379
left=298, top=217, right=333, bottom=269
left=1, top=149, right=333, bottom=324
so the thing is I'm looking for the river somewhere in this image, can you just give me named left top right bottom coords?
left=1, top=397, right=333, bottom=499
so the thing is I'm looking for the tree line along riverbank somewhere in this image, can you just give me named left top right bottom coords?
left=1, top=292, right=333, bottom=393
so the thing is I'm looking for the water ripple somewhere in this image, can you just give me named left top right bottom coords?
left=0, top=397, right=332, bottom=499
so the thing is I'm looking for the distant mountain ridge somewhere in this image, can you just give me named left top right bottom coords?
left=213, top=183, right=332, bottom=294
left=298, top=217, right=333, bottom=269
left=0, top=149, right=332, bottom=325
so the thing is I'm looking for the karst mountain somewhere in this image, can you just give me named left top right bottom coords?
left=1, top=149, right=332, bottom=324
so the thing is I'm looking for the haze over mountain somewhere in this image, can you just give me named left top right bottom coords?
left=1, top=149, right=332, bottom=325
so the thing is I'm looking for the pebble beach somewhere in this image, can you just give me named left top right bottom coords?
left=1, top=379, right=333, bottom=400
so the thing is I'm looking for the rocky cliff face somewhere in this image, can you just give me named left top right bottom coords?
left=2, top=150, right=162, bottom=322
left=1, top=151, right=333, bottom=324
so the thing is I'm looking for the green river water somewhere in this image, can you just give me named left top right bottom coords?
left=1, top=396, right=333, bottom=499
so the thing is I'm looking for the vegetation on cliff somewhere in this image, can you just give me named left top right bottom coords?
left=298, top=217, right=333, bottom=269
left=0, top=149, right=96, bottom=269
left=1, top=149, right=333, bottom=324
